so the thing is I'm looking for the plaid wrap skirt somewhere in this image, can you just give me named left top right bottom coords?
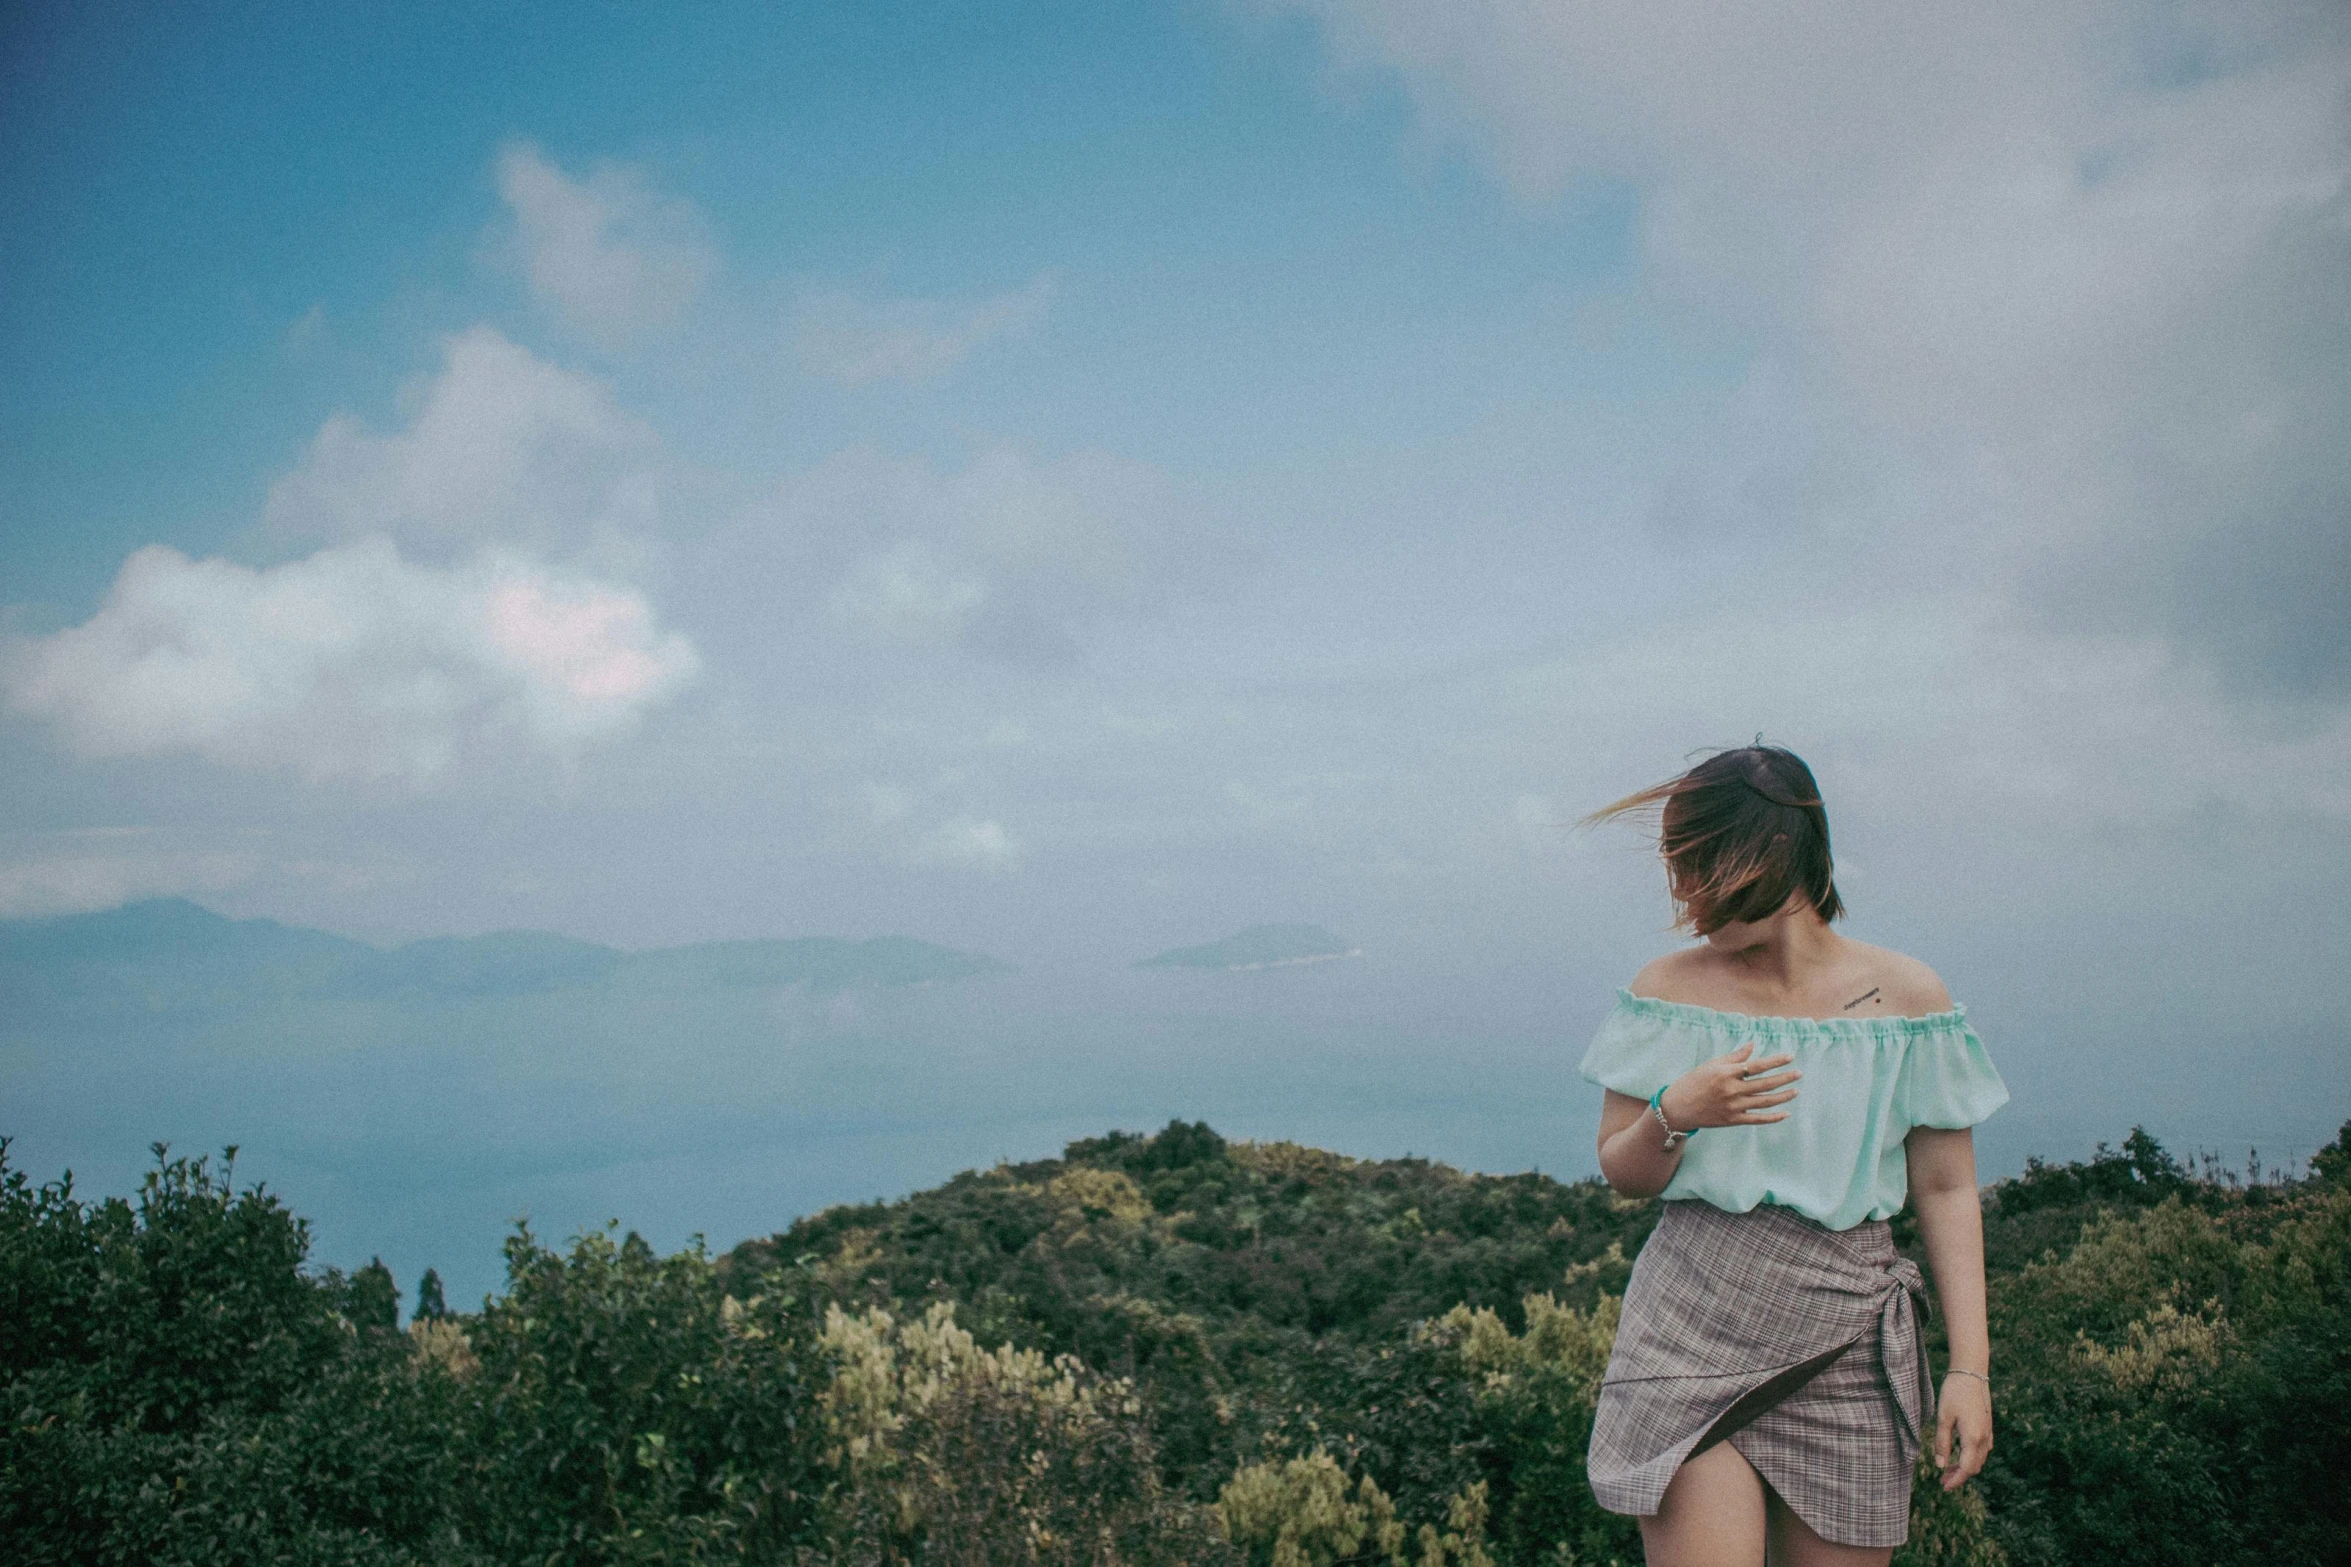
left=1587, top=1198, right=1933, bottom=1548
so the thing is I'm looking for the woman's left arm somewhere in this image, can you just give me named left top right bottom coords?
left=1907, top=1125, right=1994, bottom=1491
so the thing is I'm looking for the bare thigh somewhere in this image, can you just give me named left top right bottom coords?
left=1640, top=1442, right=1897, bottom=1567
left=1640, top=1440, right=1765, bottom=1566
left=1764, top=1490, right=1893, bottom=1567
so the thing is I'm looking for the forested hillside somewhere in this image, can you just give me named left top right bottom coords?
left=728, top=1121, right=1654, bottom=1524
left=5, top=1119, right=2346, bottom=1566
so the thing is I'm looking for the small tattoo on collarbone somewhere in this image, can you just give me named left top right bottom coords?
left=1842, top=987, right=1881, bottom=1011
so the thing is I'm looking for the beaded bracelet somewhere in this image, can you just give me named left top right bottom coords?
left=1945, top=1368, right=1993, bottom=1391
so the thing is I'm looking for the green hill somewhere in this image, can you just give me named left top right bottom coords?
left=731, top=1120, right=1656, bottom=1511
left=726, top=1118, right=2351, bottom=1566
left=4, top=1117, right=2345, bottom=1566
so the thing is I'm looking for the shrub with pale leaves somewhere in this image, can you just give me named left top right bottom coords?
left=810, top=1301, right=1228, bottom=1566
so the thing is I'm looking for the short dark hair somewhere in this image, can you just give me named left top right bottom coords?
left=1587, top=746, right=1843, bottom=934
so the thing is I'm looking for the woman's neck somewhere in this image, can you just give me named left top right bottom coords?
left=1721, top=911, right=1842, bottom=994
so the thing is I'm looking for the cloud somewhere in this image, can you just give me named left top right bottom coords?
left=0, top=832, right=406, bottom=919
left=0, top=844, right=257, bottom=917
left=493, top=141, right=715, bottom=347
left=1275, top=0, right=2351, bottom=695
left=829, top=543, right=988, bottom=645
left=848, top=781, right=1021, bottom=871
left=4, top=538, right=699, bottom=783
left=262, top=326, right=655, bottom=560
left=757, top=443, right=1225, bottom=665
left=1478, top=591, right=2351, bottom=843
left=792, top=275, right=1054, bottom=386
left=911, top=814, right=1021, bottom=870
left=859, top=781, right=922, bottom=826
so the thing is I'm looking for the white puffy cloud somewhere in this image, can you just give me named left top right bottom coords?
left=493, top=142, right=715, bottom=347
left=263, top=326, right=654, bottom=559
left=4, top=538, right=699, bottom=783
left=792, top=274, right=1054, bottom=386
left=1277, top=0, right=2351, bottom=693
left=17, top=318, right=698, bottom=790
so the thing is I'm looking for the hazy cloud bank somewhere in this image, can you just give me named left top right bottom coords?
left=1280, top=0, right=2351, bottom=698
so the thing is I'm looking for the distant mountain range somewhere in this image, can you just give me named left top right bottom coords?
left=0, top=898, right=1008, bottom=1011
left=1135, top=923, right=1361, bottom=971
left=0, top=904, right=1375, bottom=1011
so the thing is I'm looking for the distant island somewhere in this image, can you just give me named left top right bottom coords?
left=0, top=897, right=1008, bottom=1005
left=1136, top=922, right=1362, bottom=971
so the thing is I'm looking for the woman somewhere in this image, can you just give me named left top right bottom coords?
left=1580, top=746, right=2003, bottom=1565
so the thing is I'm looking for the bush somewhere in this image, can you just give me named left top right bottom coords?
left=1216, top=1448, right=1494, bottom=1567
left=0, top=1144, right=823, bottom=1566
left=6, top=1119, right=2346, bottom=1566
left=809, top=1301, right=1229, bottom=1565
left=459, top=1224, right=822, bottom=1564
left=1978, top=1176, right=2351, bottom=1566
left=1422, top=1276, right=1634, bottom=1567
left=0, top=1141, right=474, bottom=1566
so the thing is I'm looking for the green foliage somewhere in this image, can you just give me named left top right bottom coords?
left=2312, top=1119, right=2351, bottom=1187
left=1216, top=1448, right=1501, bottom=1567
left=4, top=1117, right=2346, bottom=1566
left=1962, top=1125, right=2204, bottom=1276
left=0, top=1142, right=820, bottom=1566
left=458, top=1223, right=822, bottom=1563
left=1249, top=1317, right=1492, bottom=1533
left=1218, top=1450, right=1409, bottom=1567
left=1, top=1142, right=339, bottom=1437
left=1891, top=1455, right=2007, bottom=1567
left=0, top=1140, right=475, bottom=1565
left=1419, top=1279, right=1638, bottom=1567
left=1990, top=1126, right=2187, bottom=1216
left=1975, top=1180, right=2351, bottom=1567
left=732, top=1118, right=1658, bottom=1501
left=808, top=1301, right=1228, bottom=1565
left=337, top=1257, right=401, bottom=1335
left=413, top=1266, right=448, bottom=1321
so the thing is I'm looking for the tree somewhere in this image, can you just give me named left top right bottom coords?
left=340, top=1256, right=400, bottom=1333
left=2312, top=1121, right=2351, bottom=1187
left=414, top=1266, right=449, bottom=1321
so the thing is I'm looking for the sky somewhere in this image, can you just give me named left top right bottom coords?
left=3, top=1, right=2348, bottom=1292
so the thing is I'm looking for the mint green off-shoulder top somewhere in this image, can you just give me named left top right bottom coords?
left=1580, top=990, right=2009, bottom=1232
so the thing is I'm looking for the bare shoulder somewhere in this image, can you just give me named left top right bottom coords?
left=1846, top=940, right=1954, bottom=1015
left=1627, top=947, right=1717, bottom=1004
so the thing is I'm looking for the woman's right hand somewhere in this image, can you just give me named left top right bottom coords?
left=1660, top=1041, right=1800, bottom=1130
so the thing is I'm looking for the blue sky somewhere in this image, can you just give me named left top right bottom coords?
left=4, top=0, right=2348, bottom=1288
left=3, top=0, right=1666, bottom=593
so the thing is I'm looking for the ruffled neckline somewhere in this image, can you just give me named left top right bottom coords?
left=1615, top=987, right=1970, bottom=1040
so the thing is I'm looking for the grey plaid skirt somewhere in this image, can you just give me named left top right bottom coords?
left=1588, top=1199, right=1933, bottom=1548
